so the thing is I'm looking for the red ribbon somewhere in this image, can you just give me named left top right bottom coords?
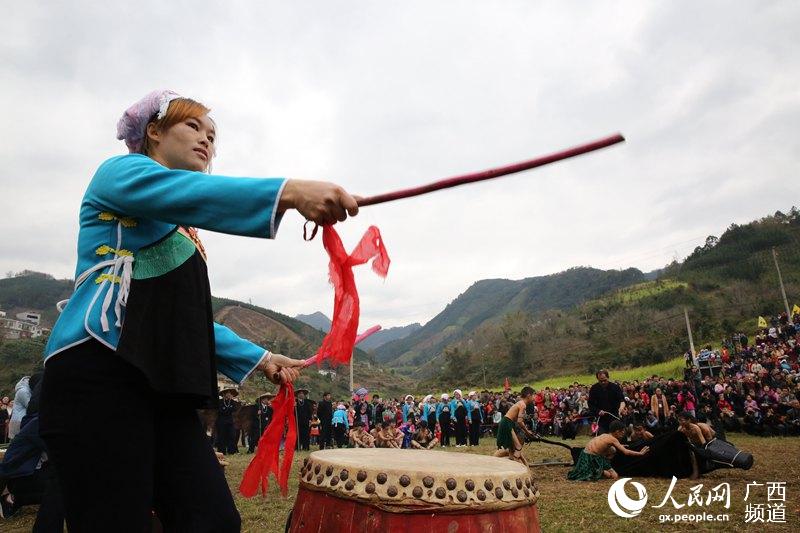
left=240, top=225, right=389, bottom=498
left=239, top=382, right=297, bottom=497
left=312, top=225, right=389, bottom=366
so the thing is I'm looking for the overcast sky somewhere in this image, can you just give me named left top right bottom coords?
left=2, top=1, right=799, bottom=329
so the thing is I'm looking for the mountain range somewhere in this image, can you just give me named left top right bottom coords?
left=373, top=267, right=645, bottom=367
left=293, top=311, right=332, bottom=332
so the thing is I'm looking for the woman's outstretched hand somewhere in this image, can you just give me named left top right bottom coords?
left=260, top=353, right=307, bottom=385
left=279, top=179, right=359, bottom=226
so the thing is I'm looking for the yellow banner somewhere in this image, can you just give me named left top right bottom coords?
left=793, top=304, right=800, bottom=316
left=758, top=316, right=768, bottom=328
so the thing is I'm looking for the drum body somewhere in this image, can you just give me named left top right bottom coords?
left=290, top=449, right=541, bottom=533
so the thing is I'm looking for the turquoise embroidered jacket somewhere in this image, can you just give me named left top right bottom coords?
left=44, top=154, right=287, bottom=384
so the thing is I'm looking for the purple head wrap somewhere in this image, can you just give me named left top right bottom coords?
left=116, top=90, right=182, bottom=153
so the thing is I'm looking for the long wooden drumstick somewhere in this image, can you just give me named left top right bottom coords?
left=357, top=133, right=625, bottom=207
left=302, top=133, right=624, bottom=241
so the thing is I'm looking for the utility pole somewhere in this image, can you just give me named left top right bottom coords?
left=349, top=349, right=354, bottom=394
left=772, top=248, right=791, bottom=318
left=684, top=307, right=696, bottom=358
left=482, top=359, right=487, bottom=390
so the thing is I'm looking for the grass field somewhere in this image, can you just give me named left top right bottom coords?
left=608, top=280, right=688, bottom=304
left=530, top=357, right=687, bottom=390
left=581, top=279, right=688, bottom=310
left=4, top=434, right=798, bottom=532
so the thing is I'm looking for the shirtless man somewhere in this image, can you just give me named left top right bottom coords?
left=411, top=421, right=439, bottom=449
left=375, top=422, right=401, bottom=448
left=494, top=386, right=536, bottom=466
left=678, top=412, right=707, bottom=447
left=678, top=412, right=709, bottom=479
left=697, top=420, right=716, bottom=442
left=567, top=420, right=649, bottom=481
left=391, top=423, right=405, bottom=447
left=349, top=421, right=375, bottom=448
left=630, top=423, right=654, bottom=443
left=359, top=426, right=376, bottom=448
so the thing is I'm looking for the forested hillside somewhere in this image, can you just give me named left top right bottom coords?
left=416, top=209, right=800, bottom=388
left=374, top=267, right=645, bottom=366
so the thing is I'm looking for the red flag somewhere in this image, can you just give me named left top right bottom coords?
left=504, top=377, right=510, bottom=392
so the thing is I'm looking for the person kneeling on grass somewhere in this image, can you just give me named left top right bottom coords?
left=567, top=420, right=650, bottom=481
left=494, top=386, right=536, bottom=466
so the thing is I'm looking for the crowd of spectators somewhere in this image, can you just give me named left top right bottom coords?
left=5, top=312, right=799, bottom=458
left=296, top=389, right=487, bottom=451
left=255, top=310, right=800, bottom=454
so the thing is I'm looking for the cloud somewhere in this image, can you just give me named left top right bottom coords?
left=2, top=1, right=799, bottom=328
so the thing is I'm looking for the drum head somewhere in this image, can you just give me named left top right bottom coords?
left=299, top=449, right=538, bottom=513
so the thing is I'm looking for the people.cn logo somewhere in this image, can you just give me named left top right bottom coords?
left=607, top=478, right=648, bottom=518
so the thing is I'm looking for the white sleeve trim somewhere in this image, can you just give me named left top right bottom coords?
left=269, top=179, right=289, bottom=239
left=239, top=350, right=272, bottom=385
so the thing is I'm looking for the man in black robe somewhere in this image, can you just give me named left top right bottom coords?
left=372, top=396, right=384, bottom=427
left=295, top=389, right=313, bottom=451
left=215, top=388, right=240, bottom=454
left=247, top=400, right=259, bottom=453
left=259, top=394, right=274, bottom=433
left=247, top=393, right=273, bottom=453
left=317, top=392, right=333, bottom=449
left=588, top=370, right=626, bottom=435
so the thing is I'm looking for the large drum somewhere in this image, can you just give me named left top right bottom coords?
left=289, top=448, right=541, bottom=532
